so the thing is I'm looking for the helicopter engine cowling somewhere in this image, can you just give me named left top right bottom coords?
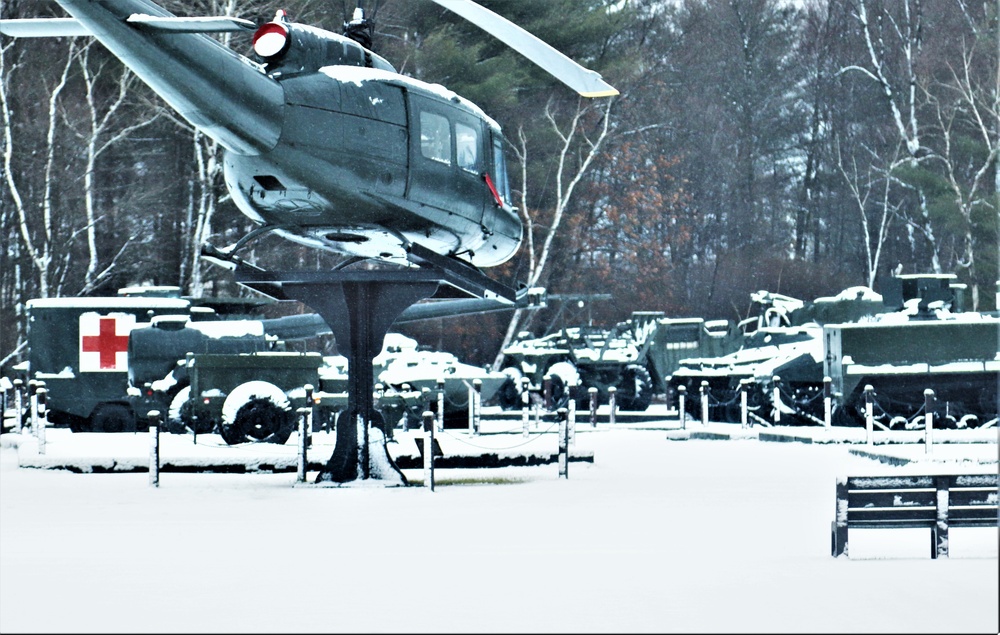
left=252, top=14, right=395, bottom=75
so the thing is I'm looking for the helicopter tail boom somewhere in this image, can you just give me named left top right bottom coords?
left=16, top=0, right=284, bottom=156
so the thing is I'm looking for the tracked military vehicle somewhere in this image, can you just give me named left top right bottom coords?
left=668, top=285, right=885, bottom=424
left=497, top=311, right=741, bottom=411
left=819, top=276, right=997, bottom=429
left=670, top=274, right=998, bottom=428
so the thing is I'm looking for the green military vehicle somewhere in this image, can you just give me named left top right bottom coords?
left=497, top=311, right=741, bottom=411
left=20, top=287, right=219, bottom=432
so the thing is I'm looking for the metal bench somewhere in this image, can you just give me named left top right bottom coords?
left=831, top=473, right=998, bottom=558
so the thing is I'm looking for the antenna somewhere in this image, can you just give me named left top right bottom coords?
left=343, top=2, right=373, bottom=50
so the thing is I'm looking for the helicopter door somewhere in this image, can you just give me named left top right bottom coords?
left=407, top=96, right=487, bottom=234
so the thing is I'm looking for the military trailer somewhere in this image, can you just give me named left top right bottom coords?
left=175, top=351, right=323, bottom=445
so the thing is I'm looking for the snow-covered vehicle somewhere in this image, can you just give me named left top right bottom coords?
left=318, top=333, right=510, bottom=428
left=19, top=287, right=257, bottom=433
left=669, top=274, right=998, bottom=428
left=497, top=312, right=741, bottom=412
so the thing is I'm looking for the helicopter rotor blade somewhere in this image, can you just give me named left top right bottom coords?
left=426, top=0, right=618, bottom=98
left=0, top=15, right=255, bottom=38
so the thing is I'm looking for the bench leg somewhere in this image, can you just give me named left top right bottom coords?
left=831, top=520, right=848, bottom=557
left=933, top=522, right=949, bottom=559
left=934, top=476, right=950, bottom=559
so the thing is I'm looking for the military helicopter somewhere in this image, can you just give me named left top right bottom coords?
left=2, top=0, right=617, bottom=483
left=1, top=0, right=617, bottom=282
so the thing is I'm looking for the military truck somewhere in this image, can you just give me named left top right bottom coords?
left=497, top=311, right=741, bottom=411
left=11, top=284, right=545, bottom=439
left=20, top=287, right=238, bottom=432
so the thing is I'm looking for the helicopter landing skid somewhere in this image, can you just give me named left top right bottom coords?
left=233, top=260, right=516, bottom=484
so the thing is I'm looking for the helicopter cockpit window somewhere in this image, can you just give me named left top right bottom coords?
left=456, top=123, right=479, bottom=173
left=420, top=112, right=452, bottom=165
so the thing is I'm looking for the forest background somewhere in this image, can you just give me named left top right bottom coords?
left=1, top=0, right=998, bottom=373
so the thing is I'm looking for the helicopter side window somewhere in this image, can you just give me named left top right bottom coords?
left=456, top=123, right=479, bottom=173
left=492, top=137, right=512, bottom=206
left=420, top=112, right=452, bottom=165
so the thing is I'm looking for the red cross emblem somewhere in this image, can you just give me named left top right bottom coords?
left=79, top=313, right=135, bottom=372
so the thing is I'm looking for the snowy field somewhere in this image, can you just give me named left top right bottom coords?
left=1, top=417, right=997, bottom=634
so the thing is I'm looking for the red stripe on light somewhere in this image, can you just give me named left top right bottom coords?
left=483, top=173, right=503, bottom=208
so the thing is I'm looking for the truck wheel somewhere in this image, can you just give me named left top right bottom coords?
left=220, top=381, right=292, bottom=445
left=166, top=387, right=190, bottom=434
left=496, top=367, right=524, bottom=410
left=616, top=365, right=652, bottom=411
left=89, top=404, right=136, bottom=433
left=545, top=361, right=579, bottom=410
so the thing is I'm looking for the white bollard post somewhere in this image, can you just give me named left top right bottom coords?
left=823, top=377, right=832, bottom=430
left=700, top=381, right=709, bottom=427
left=772, top=375, right=781, bottom=425
left=608, top=386, right=617, bottom=426
left=740, top=380, right=749, bottom=429
left=469, top=379, right=482, bottom=436
left=558, top=408, right=568, bottom=479
left=13, top=379, right=23, bottom=434
left=422, top=410, right=435, bottom=491
left=864, top=385, right=875, bottom=447
left=297, top=408, right=308, bottom=483
left=436, top=378, right=445, bottom=433
left=924, top=389, right=935, bottom=454
left=148, top=410, right=161, bottom=488
left=677, top=385, right=687, bottom=430
left=36, top=387, right=47, bottom=454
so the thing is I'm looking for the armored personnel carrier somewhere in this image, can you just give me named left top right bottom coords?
left=669, top=274, right=998, bottom=428
left=497, top=311, right=741, bottom=412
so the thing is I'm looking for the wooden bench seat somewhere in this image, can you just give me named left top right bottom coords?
left=831, top=473, right=998, bottom=558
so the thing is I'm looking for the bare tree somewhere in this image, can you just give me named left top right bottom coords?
left=840, top=0, right=945, bottom=274
left=74, top=42, right=161, bottom=293
left=492, top=96, right=614, bottom=369
left=2, top=37, right=79, bottom=299
left=836, top=139, right=903, bottom=287
left=920, top=41, right=999, bottom=308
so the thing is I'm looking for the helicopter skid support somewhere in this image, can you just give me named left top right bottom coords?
left=233, top=261, right=516, bottom=484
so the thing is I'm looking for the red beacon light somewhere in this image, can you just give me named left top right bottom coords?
left=253, top=10, right=290, bottom=59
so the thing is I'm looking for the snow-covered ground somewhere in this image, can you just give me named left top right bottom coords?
left=1, top=415, right=997, bottom=634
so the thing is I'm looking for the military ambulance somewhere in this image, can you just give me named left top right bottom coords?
left=22, top=286, right=271, bottom=433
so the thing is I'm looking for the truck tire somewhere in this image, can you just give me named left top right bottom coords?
left=545, top=361, right=579, bottom=410
left=166, top=386, right=190, bottom=434
left=220, top=381, right=292, bottom=445
left=89, top=403, right=136, bottom=433
left=616, top=365, right=652, bottom=411
left=496, top=366, right=524, bottom=410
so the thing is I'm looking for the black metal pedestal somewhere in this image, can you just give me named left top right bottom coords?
left=234, top=259, right=514, bottom=484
